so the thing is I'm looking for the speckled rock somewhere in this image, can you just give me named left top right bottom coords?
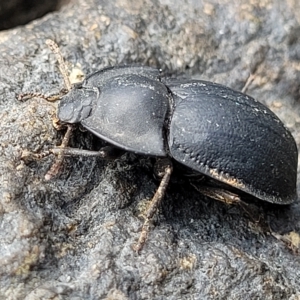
left=0, top=0, right=300, bottom=299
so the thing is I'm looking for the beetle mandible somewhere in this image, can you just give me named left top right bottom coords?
left=19, top=40, right=298, bottom=252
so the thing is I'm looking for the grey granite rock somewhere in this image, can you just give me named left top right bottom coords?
left=0, top=0, right=300, bottom=299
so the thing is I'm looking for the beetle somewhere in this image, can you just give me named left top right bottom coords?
left=20, top=40, right=298, bottom=252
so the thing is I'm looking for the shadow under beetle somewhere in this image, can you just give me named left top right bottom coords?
left=20, top=40, right=298, bottom=252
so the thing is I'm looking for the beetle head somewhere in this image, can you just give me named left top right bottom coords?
left=58, top=86, right=97, bottom=123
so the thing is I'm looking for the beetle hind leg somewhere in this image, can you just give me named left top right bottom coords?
left=191, top=184, right=241, bottom=205
left=133, top=159, right=173, bottom=253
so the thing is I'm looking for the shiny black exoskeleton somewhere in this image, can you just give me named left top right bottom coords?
left=58, top=65, right=298, bottom=204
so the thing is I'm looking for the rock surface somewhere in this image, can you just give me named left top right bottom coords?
left=0, top=0, right=300, bottom=299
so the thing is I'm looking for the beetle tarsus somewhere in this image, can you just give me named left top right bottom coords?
left=133, top=162, right=173, bottom=253
left=21, top=150, right=52, bottom=160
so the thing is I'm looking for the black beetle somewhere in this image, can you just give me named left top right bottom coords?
left=20, top=41, right=298, bottom=251
left=58, top=65, right=298, bottom=204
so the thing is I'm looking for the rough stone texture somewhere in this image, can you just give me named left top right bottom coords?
left=0, top=0, right=300, bottom=299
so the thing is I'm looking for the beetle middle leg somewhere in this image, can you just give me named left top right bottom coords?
left=133, top=158, right=173, bottom=253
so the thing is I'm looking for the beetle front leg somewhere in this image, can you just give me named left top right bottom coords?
left=133, top=159, right=173, bottom=253
left=44, top=124, right=73, bottom=180
left=45, top=144, right=124, bottom=180
left=20, top=124, right=73, bottom=180
left=50, top=145, right=125, bottom=160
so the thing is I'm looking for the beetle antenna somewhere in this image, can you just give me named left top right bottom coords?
left=18, top=88, right=68, bottom=102
left=18, top=92, right=55, bottom=102
left=18, top=40, right=71, bottom=102
left=46, top=39, right=72, bottom=91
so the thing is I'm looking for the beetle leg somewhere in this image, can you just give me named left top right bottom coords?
left=241, top=73, right=255, bottom=94
left=44, top=124, right=73, bottom=180
left=50, top=145, right=125, bottom=160
left=191, top=185, right=241, bottom=205
left=21, top=129, right=125, bottom=179
left=192, top=183, right=267, bottom=225
left=20, top=124, right=73, bottom=163
left=21, top=149, right=52, bottom=160
left=133, top=160, right=173, bottom=253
